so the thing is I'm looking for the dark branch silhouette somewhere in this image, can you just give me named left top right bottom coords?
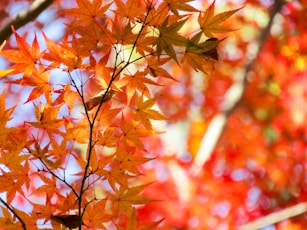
left=0, top=197, right=27, bottom=230
left=0, top=0, right=54, bottom=44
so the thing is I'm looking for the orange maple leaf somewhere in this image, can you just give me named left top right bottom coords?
left=119, top=115, right=149, bottom=149
left=0, top=91, right=15, bottom=128
left=96, top=103, right=122, bottom=126
left=121, top=71, right=161, bottom=103
left=145, top=57, right=178, bottom=81
left=0, top=41, right=15, bottom=77
left=59, top=0, right=111, bottom=26
left=133, top=95, right=167, bottom=132
left=111, top=16, right=139, bottom=45
left=113, top=0, right=146, bottom=23
left=112, top=183, right=153, bottom=214
left=29, top=103, right=64, bottom=132
left=99, top=167, right=129, bottom=192
left=96, top=127, right=119, bottom=148
left=83, top=200, right=112, bottom=228
left=165, top=0, right=198, bottom=16
left=43, top=33, right=86, bottom=70
left=114, top=147, right=154, bottom=175
left=198, top=0, right=241, bottom=37
left=0, top=27, right=43, bottom=76
left=123, top=208, right=164, bottom=230
left=7, top=67, right=52, bottom=103
left=53, top=85, right=80, bottom=112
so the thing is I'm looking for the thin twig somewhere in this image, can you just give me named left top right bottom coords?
left=76, top=6, right=156, bottom=229
left=0, top=197, right=27, bottom=230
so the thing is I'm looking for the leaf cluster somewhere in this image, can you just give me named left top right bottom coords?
left=0, top=0, right=239, bottom=229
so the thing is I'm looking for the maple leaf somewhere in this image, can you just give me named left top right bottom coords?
left=89, top=148, right=114, bottom=173
left=0, top=208, right=15, bottom=229
left=64, top=120, right=89, bottom=144
left=155, top=17, right=187, bottom=63
left=120, top=115, right=149, bottom=149
left=29, top=103, right=64, bottom=133
left=186, top=33, right=221, bottom=58
left=133, top=95, right=167, bottom=132
left=96, top=127, right=119, bottom=148
left=0, top=150, right=28, bottom=173
left=53, top=85, right=80, bottom=112
left=48, top=138, right=72, bottom=162
left=112, top=17, right=139, bottom=45
left=114, top=0, right=146, bottom=23
left=144, top=56, right=178, bottom=82
left=85, top=89, right=116, bottom=111
left=34, top=175, right=62, bottom=199
left=59, top=0, right=112, bottom=26
left=6, top=67, right=52, bottom=103
left=164, top=0, right=198, bottom=16
left=94, top=53, right=125, bottom=90
left=0, top=171, right=28, bottom=204
left=0, top=91, right=15, bottom=128
left=145, top=1, right=181, bottom=27
left=0, top=28, right=43, bottom=76
left=123, top=208, right=164, bottom=230
left=113, top=183, right=153, bottom=214
left=83, top=199, right=112, bottom=228
left=198, top=0, right=241, bottom=37
left=73, top=23, right=113, bottom=51
left=43, top=33, right=84, bottom=70
left=51, top=214, right=82, bottom=229
left=0, top=41, right=15, bottom=77
left=96, top=103, right=122, bottom=127
left=99, top=167, right=130, bottom=192
left=28, top=140, right=61, bottom=170
left=182, top=33, right=221, bottom=72
left=2, top=209, right=37, bottom=230
left=121, top=71, right=161, bottom=103
left=114, top=147, right=154, bottom=175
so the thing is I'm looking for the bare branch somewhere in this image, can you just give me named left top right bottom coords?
left=191, top=0, right=285, bottom=175
left=239, top=202, right=307, bottom=230
left=0, top=0, right=54, bottom=44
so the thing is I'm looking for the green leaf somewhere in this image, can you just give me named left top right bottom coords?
left=155, top=17, right=187, bottom=64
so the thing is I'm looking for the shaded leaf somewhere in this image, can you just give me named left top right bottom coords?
left=85, top=89, right=116, bottom=111
left=156, top=17, right=187, bottom=63
left=51, top=214, right=82, bottom=229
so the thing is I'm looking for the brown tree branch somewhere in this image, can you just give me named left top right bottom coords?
left=191, top=0, right=285, bottom=175
left=0, top=0, right=54, bottom=44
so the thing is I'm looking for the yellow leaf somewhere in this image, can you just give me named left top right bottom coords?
left=198, top=0, right=242, bottom=37
left=0, top=69, right=15, bottom=77
left=133, top=95, right=167, bottom=132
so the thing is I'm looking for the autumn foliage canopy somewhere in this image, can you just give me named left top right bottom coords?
left=0, top=0, right=306, bottom=229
